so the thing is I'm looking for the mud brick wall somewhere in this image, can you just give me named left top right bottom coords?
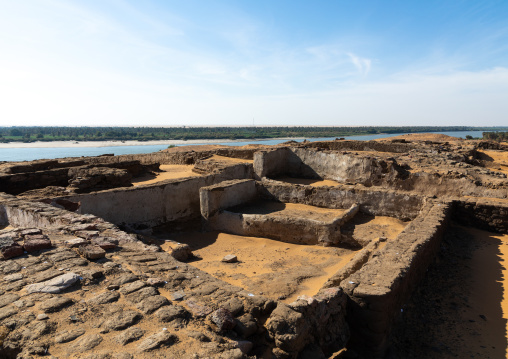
left=452, top=199, right=508, bottom=233
left=208, top=209, right=344, bottom=246
left=258, top=179, right=424, bottom=221
left=253, top=148, right=289, bottom=179
left=86, top=147, right=258, bottom=166
left=254, top=147, right=407, bottom=186
left=339, top=202, right=452, bottom=358
left=60, top=163, right=253, bottom=227
left=0, top=168, right=70, bottom=195
left=200, top=179, right=257, bottom=219
left=0, top=194, right=137, bottom=245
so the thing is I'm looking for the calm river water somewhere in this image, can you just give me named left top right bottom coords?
left=0, top=131, right=485, bottom=162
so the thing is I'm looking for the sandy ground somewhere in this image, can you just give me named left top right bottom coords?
left=132, top=165, right=199, bottom=186
left=160, top=215, right=407, bottom=302
left=275, top=176, right=341, bottom=187
left=479, top=149, right=508, bottom=175
left=161, top=231, right=358, bottom=302
left=233, top=201, right=347, bottom=222
left=391, top=224, right=508, bottom=358
left=205, top=154, right=253, bottom=164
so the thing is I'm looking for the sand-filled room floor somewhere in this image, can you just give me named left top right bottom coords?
left=160, top=214, right=408, bottom=303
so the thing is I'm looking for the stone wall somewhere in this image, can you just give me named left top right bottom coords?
left=338, top=201, right=452, bottom=357
left=86, top=147, right=258, bottom=166
left=200, top=179, right=257, bottom=219
left=208, top=209, right=346, bottom=246
left=253, top=147, right=408, bottom=186
left=452, top=198, right=508, bottom=233
left=266, top=287, right=349, bottom=358
left=0, top=193, right=138, bottom=245
left=59, top=163, right=253, bottom=227
left=253, top=148, right=289, bottom=179
left=258, top=179, right=424, bottom=221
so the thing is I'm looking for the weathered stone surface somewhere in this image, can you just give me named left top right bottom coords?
left=91, top=237, right=117, bottom=250
left=234, top=313, right=257, bottom=338
left=146, top=277, right=165, bottom=286
left=137, top=330, right=178, bottom=352
left=185, top=299, right=212, bottom=317
left=222, top=254, right=238, bottom=263
left=210, top=308, right=236, bottom=332
left=48, top=250, right=79, bottom=262
left=32, top=269, right=62, bottom=284
left=235, top=340, right=254, bottom=354
left=102, top=310, right=142, bottom=331
left=0, top=293, right=20, bottom=308
left=170, top=244, right=193, bottom=261
left=20, top=229, right=42, bottom=236
left=1, top=260, right=22, bottom=274
left=125, top=286, right=158, bottom=304
left=77, top=245, right=106, bottom=260
left=223, top=297, right=244, bottom=316
left=69, top=334, right=103, bottom=352
left=154, top=305, right=189, bottom=323
left=169, top=291, right=185, bottom=301
left=26, top=273, right=80, bottom=294
left=13, top=299, right=34, bottom=308
left=136, top=295, right=170, bottom=314
left=55, top=328, right=86, bottom=343
left=39, top=296, right=73, bottom=313
left=0, top=306, right=17, bottom=320
left=4, top=273, right=23, bottom=282
left=109, top=273, right=138, bottom=286
left=88, top=291, right=120, bottom=305
left=23, top=235, right=52, bottom=252
left=0, top=242, right=24, bottom=259
left=119, top=280, right=146, bottom=295
left=115, top=327, right=144, bottom=345
left=187, top=331, right=211, bottom=342
left=37, top=313, right=49, bottom=320
left=64, top=237, right=88, bottom=248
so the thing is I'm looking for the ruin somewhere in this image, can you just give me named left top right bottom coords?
left=0, top=136, right=507, bottom=358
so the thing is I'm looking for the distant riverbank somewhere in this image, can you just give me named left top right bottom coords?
left=0, top=131, right=485, bottom=162
left=0, top=138, right=282, bottom=149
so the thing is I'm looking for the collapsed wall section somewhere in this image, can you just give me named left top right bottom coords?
left=338, top=201, right=452, bottom=357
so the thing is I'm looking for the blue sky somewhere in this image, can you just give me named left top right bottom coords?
left=1, top=0, right=507, bottom=126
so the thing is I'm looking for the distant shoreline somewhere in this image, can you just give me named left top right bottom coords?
left=0, top=138, right=302, bottom=149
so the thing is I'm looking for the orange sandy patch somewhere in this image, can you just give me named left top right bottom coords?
left=465, top=227, right=508, bottom=358
left=234, top=201, right=346, bottom=221
left=161, top=214, right=407, bottom=302
left=132, top=164, right=199, bottom=186
left=478, top=149, right=508, bottom=175
left=275, top=176, right=341, bottom=187
left=161, top=232, right=358, bottom=301
left=206, top=154, right=253, bottom=163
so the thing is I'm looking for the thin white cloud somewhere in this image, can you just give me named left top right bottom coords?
left=347, top=53, right=372, bottom=76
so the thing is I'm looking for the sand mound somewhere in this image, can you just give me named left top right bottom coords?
left=376, top=133, right=462, bottom=142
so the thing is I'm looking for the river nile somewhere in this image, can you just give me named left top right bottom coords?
left=0, top=131, right=485, bottom=162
